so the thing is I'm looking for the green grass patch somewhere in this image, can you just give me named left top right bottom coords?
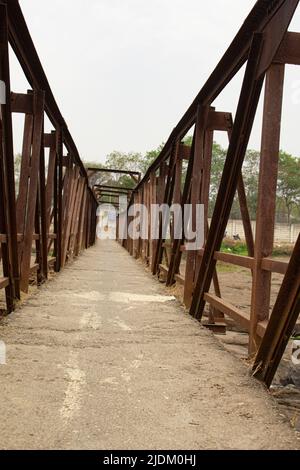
left=221, top=240, right=248, bottom=256
left=221, top=240, right=294, bottom=258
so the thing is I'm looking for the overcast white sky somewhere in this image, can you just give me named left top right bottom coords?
left=10, top=0, right=300, bottom=163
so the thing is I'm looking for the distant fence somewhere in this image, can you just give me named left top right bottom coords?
left=223, top=219, right=300, bottom=244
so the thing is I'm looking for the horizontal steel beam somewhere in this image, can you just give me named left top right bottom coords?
left=88, top=167, right=141, bottom=177
left=94, top=184, right=133, bottom=192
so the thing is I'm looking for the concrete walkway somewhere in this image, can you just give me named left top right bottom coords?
left=0, top=241, right=299, bottom=450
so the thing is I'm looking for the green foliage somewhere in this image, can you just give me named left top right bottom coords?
left=83, top=161, right=103, bottom=169
left=14, top=153, right=22, bottom=193
left=105, top=151, right=142, bottom=188
left=277, top=151, right=300, bottom=223
left=209, top=143, right=227, bottom=213
left=104, top=146, right=164, bottom=177
left=242, top=150, right=260, bottom=219
left=105, top=151, right=143, bottom=173
left=221, top=240, right=248, bottom=256
left=183, top=135, right=193, bottom=147
left=221, top=240, right=294, bottom=258
left=143, top=144, right=165, bottom=174
left=83, top=145, right=164, bottom=189
left=208, top=146, right=300, bottom=223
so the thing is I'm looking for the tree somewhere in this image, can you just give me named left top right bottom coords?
left=142, top=144, right=164, bottom=175
left=105, top=151, right=143, bottom=173
left=209, top=143, right=227, bottom=216
left=14, top=153, right=22, bottom=194
left=183, top=135, right=193, bottom=147
left=95, top=145, right=164, bottom=188
left=277, top=151, right=300, bottom=224
left=105, top=146, right=164, bottom=177
left=84, top=161, right=108, bottom=189
left=242, top=150, right=260, bottom=220
left=104, top=151, right=143, bottom=188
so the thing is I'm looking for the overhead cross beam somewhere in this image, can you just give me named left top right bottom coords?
left=94, top=184, right=133, bottom=193
left=88, top=167, right=141, bottom=184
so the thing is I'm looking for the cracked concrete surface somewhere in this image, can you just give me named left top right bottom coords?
left=0, top=240, right=299, bottom=450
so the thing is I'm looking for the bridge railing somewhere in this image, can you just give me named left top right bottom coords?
left=118, top=0, right=300, bottom=386
left=0, top=1, right=97, bottom=314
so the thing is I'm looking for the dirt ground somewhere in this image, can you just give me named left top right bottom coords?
left=177, top=256, right=289, bottom=316
left=0, top=241, right=299, bottom=450
left=216, top=263, right=287, bottom=315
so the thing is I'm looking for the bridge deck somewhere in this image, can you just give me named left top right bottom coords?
left=0, top=241, right=298, bottom=449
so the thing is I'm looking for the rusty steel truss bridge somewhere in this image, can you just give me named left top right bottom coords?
left=0, top=0, right=299, bottom=388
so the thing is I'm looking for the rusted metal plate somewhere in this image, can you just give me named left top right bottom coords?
left=11, top=92, right=33, bottom=114
left=274, top=31, right=300, bottom=65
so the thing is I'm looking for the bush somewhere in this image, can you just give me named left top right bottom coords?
left=272, top=244, right=294, bottom=257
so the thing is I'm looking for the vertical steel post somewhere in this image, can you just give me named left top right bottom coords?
left=0, top=4, right=20, bottom=300
left=249, top=63, right=285, bottom=354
